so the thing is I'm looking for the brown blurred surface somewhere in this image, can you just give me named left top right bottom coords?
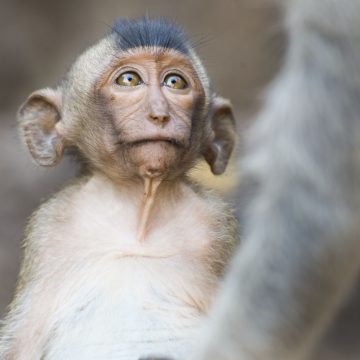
left=0, top=1, right=359, bottom=359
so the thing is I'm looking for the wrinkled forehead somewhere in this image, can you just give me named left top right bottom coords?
left=109, top=47, right=197, bottom=73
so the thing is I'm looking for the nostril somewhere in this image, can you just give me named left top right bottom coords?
left=160, top=115, right=170, bottom=123
left=149, top=114, right=170, bottom=125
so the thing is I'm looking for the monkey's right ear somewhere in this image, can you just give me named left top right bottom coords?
left=18, top=88, right=66, bottom=167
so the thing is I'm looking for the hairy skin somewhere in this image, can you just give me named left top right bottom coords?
left=0, top=175, right=237, bottom=360
left=190, top=1, right=360, bottom=359
left=0, top=19, right=238, bottom=360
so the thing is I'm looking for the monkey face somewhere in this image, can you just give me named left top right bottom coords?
left=96, top=48, right=206, bottom=178
left=18, top=33, right=236, bottom=183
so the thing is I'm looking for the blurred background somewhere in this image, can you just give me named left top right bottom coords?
left=0, top=0, right=359, bottom=359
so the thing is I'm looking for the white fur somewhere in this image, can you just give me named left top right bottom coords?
left=0, top=174, right=231, bottom=359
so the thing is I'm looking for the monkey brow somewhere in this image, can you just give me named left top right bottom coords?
left=111, top=17, right=190, bottom=55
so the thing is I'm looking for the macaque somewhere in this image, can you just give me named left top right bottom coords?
left=191, top=0, right=360, bottom=359
left=0, top=18, right=238, bottom=360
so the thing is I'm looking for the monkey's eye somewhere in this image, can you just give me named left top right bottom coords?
left=163, top=74, right=188, bottom=90
left=115, top=72, right=143, bottom=87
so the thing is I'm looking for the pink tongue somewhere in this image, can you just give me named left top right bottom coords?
left=137, top=176, right=162, bottom=242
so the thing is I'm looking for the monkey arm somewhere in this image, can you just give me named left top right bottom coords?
left=0, top=183, right=84, bottom=360
left=0, top=207, right=74, bottom=360
left=0, top=285, right=50, bottom=359
left=192, top=0, right=360, bottom=359
left=0, top=252, right=55, bottom=360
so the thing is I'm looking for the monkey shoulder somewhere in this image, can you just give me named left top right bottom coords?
left=184, top=178, right=238, bottom=233
left=18, top=176, right=91, bottom=277
left=182, top=181, right=240, bottom=271
left=23, top=176, right=89, bottom=244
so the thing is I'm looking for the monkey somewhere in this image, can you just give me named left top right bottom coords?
left=0, top=18, right=238, bottom=360
left=186, top=0, right=360, bottom=359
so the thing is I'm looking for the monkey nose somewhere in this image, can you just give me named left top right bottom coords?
left=148, top=113, right=171, bottom=127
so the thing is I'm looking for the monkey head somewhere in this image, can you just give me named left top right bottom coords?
left=18, top=18, right=236, bottom=182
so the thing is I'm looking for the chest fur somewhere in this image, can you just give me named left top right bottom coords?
left=37, top=176, right=222, bottom=359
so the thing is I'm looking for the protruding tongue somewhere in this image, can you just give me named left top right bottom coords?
left=137, top=176, right=162, bottom=241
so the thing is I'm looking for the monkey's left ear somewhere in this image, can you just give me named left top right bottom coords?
left=18, top=88, right=66, bottom=167
left=203, top=97, right=236, bottom=175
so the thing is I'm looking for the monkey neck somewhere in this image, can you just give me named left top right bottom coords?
left=92, top=171, right=185, bottom=241
left=137, top=176, right=162, bottom=242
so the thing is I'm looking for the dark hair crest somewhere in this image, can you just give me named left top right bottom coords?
left=111, top=17, right=191, bottom=54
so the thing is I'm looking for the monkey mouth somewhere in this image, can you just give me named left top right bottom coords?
left=128, top=137, right=186, bottom=148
